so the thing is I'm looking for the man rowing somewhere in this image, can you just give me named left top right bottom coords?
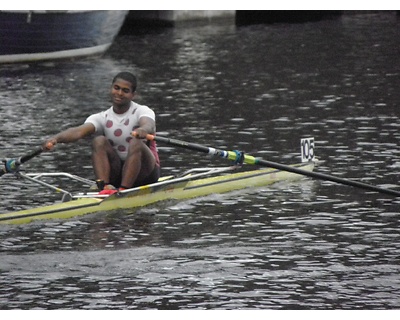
left=43, top=71, right=160, bottom=193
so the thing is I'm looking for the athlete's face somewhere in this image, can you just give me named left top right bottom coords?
left=111, top=78, right=134, bottom=108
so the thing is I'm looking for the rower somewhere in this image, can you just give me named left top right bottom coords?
left=43, top=71, right=161, bottom=194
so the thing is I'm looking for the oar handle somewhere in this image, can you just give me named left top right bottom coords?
left=132, top=132, right=158, bottom=142
left=145, top=133, right=155, bottom=140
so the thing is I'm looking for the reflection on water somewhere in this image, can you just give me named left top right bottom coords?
left=1, top=12, right=400, bottom=309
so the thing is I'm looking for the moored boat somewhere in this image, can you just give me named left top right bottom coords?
left=0, top=10, right=128, bottom=64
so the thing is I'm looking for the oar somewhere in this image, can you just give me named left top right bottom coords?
left=1, top=143, right=53, bottom=177
left=142, top=134, right=400, bottom=198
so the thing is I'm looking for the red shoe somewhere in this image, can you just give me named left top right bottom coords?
left=98, top=189, right=118, bottom=195
left=98, top=184, right=117, bottom=195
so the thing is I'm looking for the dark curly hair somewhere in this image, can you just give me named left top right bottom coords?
left=112, top=72, right=137, bottom=93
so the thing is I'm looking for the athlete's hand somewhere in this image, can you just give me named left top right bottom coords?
left=132, top=128, right=148, bottom=139
left=43, top=139, right=56, bottom=151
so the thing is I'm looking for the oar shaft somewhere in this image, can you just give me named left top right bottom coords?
left=146, top=134, right=400, bottom=197
left=254, top=158, right=400, bottom=197
left=1, top=145, right=47, bottom=177
left=149, top=135, right=231, bottom=158
left=18, top=147, right=45, bottom=165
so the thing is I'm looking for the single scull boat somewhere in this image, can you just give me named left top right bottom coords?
left=0, top=136, right=317, bottom=225
left=3, top=135, right=398, bottom=225
left=0, top=162, right=314, bottom=225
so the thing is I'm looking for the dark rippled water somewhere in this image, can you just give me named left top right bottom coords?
left=1, top=12, right=400, bottom=310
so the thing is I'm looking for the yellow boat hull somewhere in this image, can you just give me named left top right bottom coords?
left=0, top=163, right=314, bottom=225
